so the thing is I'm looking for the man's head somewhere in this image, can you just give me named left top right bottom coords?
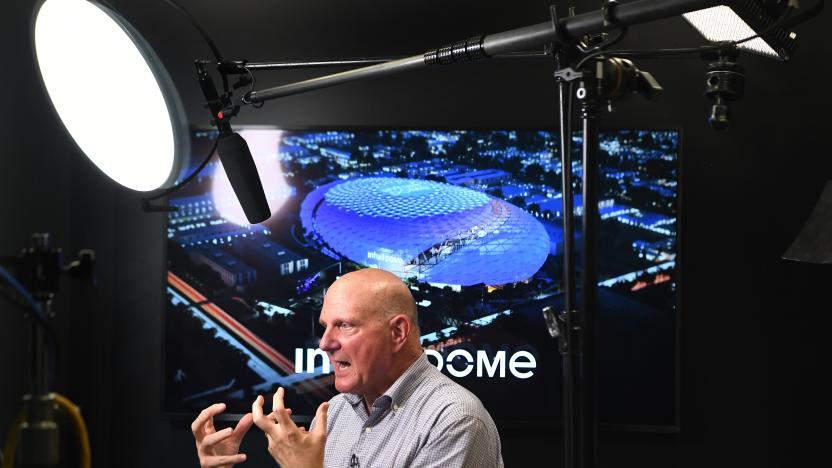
left=318, top=268, right=422, bottom=403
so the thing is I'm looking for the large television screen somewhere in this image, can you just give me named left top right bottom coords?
left=163, top=127, right=679, bottom=430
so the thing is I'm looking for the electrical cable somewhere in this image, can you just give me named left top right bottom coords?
left=244, top=67, right=265, bottom=108
left=161, top=0, right=229, bottom=93
left=141, top=0, right=239, bottom=208
left=53, top=394, right=92, bottom=468
left=0, top=265, right=60, bottom=391
left=0, top=284, right=31, bottom=312
left=1, top=410, right=24, bottom=468
left=0, top=265, right=46, bottom=323
left=141, top=138, right=219, bottom=203
left=0, top=394, right=91, bottom=468
left=0, top=265, right=60, bottom=347
left=244, top=67, right=257, bottom=95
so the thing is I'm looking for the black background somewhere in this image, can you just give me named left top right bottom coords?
left=2, top=0, right=830, bottom=466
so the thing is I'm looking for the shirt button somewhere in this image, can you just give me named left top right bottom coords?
left=393, top=404, right=399, bottom=410
left=365, top=427, right=372, bottom=433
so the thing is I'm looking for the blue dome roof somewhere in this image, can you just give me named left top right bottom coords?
left=300, top=177, right=549, bottom=286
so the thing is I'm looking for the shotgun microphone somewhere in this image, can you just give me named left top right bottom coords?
left=216, top=132, right=271, bottom=224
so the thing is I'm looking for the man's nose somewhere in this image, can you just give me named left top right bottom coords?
left=319, top=328, right=337, bottom=352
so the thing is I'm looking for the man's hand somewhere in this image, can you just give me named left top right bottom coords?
left=191, top=403, right=254, bottom=468
left=252, top=387, right=329, bottom=468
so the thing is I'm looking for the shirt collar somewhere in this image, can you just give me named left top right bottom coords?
left=342, top=352, right=432, bottom=409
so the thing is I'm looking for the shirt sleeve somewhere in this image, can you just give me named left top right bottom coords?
left=408, top=415, right=503, bottom=468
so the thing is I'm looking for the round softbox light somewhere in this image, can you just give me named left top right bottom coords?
left=33, top=0, right=189, bottom=191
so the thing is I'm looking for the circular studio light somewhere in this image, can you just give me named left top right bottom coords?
left=33, top=0, right=188, bottom=191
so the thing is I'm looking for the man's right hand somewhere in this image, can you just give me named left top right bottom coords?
left=192, top=403, right=254, bottom=468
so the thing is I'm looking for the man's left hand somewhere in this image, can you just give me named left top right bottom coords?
left=252, top=387, right=329, bottom=468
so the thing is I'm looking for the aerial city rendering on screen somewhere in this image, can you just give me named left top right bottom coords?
left=163, top=128, right=679, bottom=425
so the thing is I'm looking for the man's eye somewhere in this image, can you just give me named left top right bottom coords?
left=339, top=323, right=353, bottom=330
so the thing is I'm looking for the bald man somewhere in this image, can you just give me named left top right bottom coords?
left=192, top=268, right=504, bottom=468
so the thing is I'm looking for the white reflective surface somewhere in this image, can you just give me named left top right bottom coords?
left=35, top=0, right=179, bottom=191
left=684, top=6, right=780, bottom=59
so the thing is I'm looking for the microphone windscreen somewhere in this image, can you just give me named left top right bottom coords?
left=216, top=132, right=271, bottom=224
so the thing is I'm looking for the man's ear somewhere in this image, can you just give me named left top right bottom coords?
left=389, top=314, right=411, bottom=350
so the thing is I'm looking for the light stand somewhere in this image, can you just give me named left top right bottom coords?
left=548, top=15, right=664, bottom=460
left=0, top=234, right=94, bottom=468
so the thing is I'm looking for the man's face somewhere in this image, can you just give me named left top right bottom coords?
left=318, top=285, right=393, bottom=397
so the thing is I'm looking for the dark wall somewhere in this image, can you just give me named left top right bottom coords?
left=2, top=0, right=830, bottom=467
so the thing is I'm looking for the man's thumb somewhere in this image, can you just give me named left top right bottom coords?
left=313, top=402, right=329, bottom=436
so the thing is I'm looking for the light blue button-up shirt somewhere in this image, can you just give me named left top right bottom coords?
left=316, top=352, right=504, bottom=467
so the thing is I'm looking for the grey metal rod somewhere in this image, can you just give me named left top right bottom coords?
left=233, top=52, right=550, bottom=71
left=245, top=0, right=721, bottom=103
left=238, top=58, right=396, bottom=70
left=247, top=55, right=424, bottom=102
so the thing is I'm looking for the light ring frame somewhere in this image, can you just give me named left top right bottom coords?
left=31, top=0, right=190, bottom=192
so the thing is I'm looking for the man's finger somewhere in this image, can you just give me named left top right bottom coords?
left=266, top=407, right=292, bottom=424
left=251, top=395, right=266, bottom=426
left=191, top=403, right=226, bottom=440
left=271, top=386, right=298, bottom=430
left=201, top=427, right=233, bottom=449
left=312, top=402, right=329, bottom=437
left=272, top=406, right=297, bottom=430
left=272, top=387, right=285, bottom=413
left=251, top=395, right=278, bottom=436
left=231, top=413, right=254, bottom=443
left=203, top=453, right=247, bottom=467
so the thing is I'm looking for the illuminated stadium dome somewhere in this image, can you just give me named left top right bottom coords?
left=300, top=177, right=549, bottom=286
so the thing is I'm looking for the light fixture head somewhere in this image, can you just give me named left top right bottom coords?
left=783, top=181, right=832, bottom=264
left=32, top=0, right=189, bottom=191
left=683, top=0, right=798, bottom=60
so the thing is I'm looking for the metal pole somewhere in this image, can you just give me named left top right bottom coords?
left=221, top=52, right=551, bottom=72
left=247, top=55, right=424, bottom=102
left=577, top=67, right=602, bottom=468
left=245, top=0, right=720, bottom=103
left=31, top=314, right=46, bottom=396
left=557, top=70, right=578, bottom=468
left=230, top=58, right=394, bottom=70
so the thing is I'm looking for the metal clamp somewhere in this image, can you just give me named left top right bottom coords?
left=549, top=4, right=573, bottom=47
left=602, top=0, right=620, bottom=29
left=542, top=306, right=576, bottom=355
left=554, top=67, right=583, bottom=83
